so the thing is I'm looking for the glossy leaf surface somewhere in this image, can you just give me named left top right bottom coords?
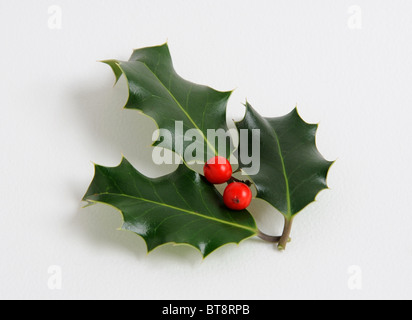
left=83, top=159, right=258, bottom=257
left=236, top=103, right=333, bottom=220
left=103, top=44, right=233, bottom=163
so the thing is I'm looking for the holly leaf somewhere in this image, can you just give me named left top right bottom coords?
left=83, top=159, right=258, bottom=257
left=236, top=102, right=333, bottom=217
left=103, top=44, right=233, bottom=163
left=235, top=103, right=333, bottom=248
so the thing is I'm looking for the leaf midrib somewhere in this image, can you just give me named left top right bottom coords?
left=94, top=192, right=257, bottom=233
left=140, top=62, right=219, bottom=157
left=271, top=127, right=292, bottom=218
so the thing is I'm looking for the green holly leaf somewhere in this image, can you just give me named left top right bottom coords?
left=236, top=103, right=334, bottom=249
left=103, top=43, right=233, bottom=163
left=83, top=159, right=258, bottom=257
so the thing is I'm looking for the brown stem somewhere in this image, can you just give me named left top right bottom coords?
left=228, top=176, right=253, bottom=187
left=258, top=230, right=281, bottom=243
left=278, top=217, right=294, bottom=251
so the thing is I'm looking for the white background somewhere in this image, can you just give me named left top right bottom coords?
left=1, top=0, right=411, bottom=300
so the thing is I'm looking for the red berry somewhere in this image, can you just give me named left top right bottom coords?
left=223, top=182, right=252, bottom=211
left=204, top=156, right=233, bottom=184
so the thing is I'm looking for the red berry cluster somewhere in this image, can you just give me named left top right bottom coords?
left=204, top=156, right=252, bottom=211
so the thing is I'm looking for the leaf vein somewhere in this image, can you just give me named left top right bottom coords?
left=95, top=192, right=257, bottom=233
left=271, top=127, right=292, bottom=217
left=140, top=62, right=218, bottom=156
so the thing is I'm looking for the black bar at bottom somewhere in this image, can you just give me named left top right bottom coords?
left=132, top=301, right=274, bottom=319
